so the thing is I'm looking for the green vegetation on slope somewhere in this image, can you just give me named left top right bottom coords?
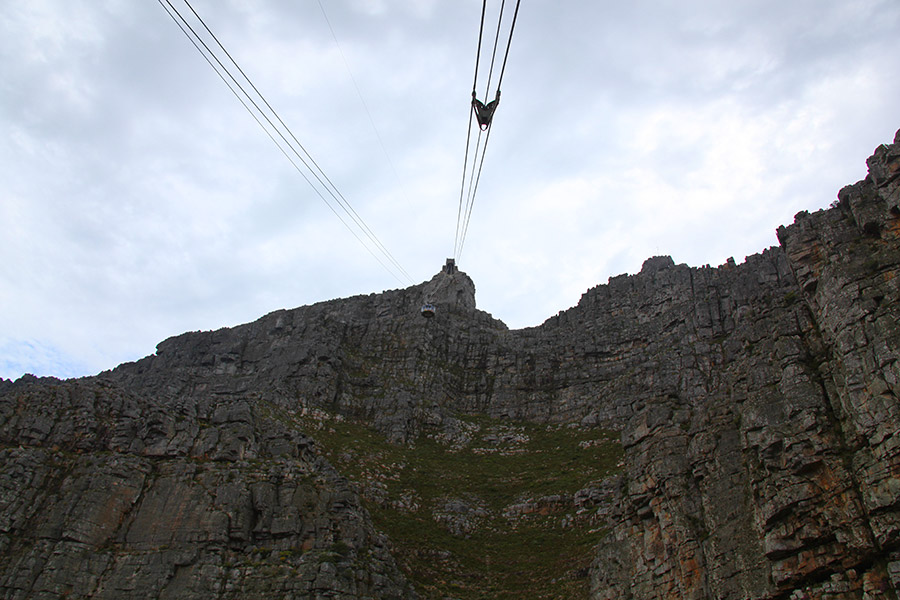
left=295, top=409, right=624, bottom=600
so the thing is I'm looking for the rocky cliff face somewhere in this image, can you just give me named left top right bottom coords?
left=588, top=131, right=900, bottom=599
left=0, top=376, right=416, bottom=599
left=1, top=130, right=898, bottom=599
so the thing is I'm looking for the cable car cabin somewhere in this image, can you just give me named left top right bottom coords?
left=421, top=304, right=436, bottom=318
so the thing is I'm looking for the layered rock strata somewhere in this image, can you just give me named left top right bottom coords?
left=0, top=377, right=416, bottom=599
left=590, top=130, right=900, bottom=599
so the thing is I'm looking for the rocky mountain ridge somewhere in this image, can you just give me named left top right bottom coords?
left=1, top=129, right=899, bottom=599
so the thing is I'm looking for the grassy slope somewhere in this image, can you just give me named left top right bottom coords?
left=291, top=408, right=623, bottom=600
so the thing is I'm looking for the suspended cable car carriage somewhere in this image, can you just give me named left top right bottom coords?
left=421, top=303, right=436, bottom=319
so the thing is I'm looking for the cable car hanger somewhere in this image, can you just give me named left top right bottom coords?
left=472, top=90, right=500, bottom=131
left=469, top=0, right=520, bottom=131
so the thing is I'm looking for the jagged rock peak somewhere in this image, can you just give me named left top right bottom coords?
left=639, top=255, right=676, bottom=274
left=420, top=258, right=476, bottom=312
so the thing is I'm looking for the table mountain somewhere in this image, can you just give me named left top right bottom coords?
left=2, top=129, right=899, bottom=599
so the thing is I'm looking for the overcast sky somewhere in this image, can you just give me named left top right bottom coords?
left=2, top=0, right=899, bottom=380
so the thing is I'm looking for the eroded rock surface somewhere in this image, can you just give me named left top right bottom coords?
left=0, top=378, right=416, bottom=599
left=590, top=129, right=900, bottom=599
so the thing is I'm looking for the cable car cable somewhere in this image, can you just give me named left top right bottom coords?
left=454, top=0, right=489, bottom=259
left=471, top=0, right=488, bottom=96
left=456, top=0, right=504, bottom=259
left=458, top=127, right=492, bottom=259
left=159, top=0, right=414, bottom=286
left=453, top=0, right=521, bottom=262
left=495, top=0, right=521, bottom=94
left=457, top=128, right=484, bottom=258
left=454, top=0, right=488, bottom=260
left=316, top=0, right=416, bottom=218
left=481, top=0, right=506, bottom=98
left=453, top=104, right=477, bottom=259
left=458, top=0, right=509, bottom=259
left=180, top=0, right=414, bottom=285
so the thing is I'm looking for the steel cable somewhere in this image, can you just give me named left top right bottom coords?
left=159, top=0, right=414, bottom=286
left=181, top=0, right=414, bottom=285
left=453, top=0, right=521, bottom=262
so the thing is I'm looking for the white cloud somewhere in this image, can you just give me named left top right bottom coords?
left=1, top=0, right=898, bottom=379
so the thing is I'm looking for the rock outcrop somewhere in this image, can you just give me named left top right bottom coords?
left=589, top=130, right=900, bottom=599
left=0, top=376, right=416, bottom=599
left=1, top=130, right=898, bottom=599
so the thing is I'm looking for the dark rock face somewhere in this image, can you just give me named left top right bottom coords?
left=588, top=130, right=900, bottom=599
left=0, top=378, right=416, bottom=599
left=1, top=130, right=898, bottom=599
